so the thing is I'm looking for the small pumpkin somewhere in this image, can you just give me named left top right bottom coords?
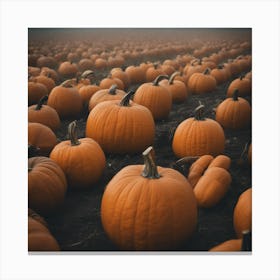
left=31, top=75, right=56, bottom=94
left=145, top=63, right=165, bottom=82
left=172, top=104, right=225, bottom=158
left=101, top=146, right=197, bottom=250
left=159, top=72, right=188, bottom=103
left=28, top=81, right=48, bottom=106
left=226, top=75, right=251, bottom=97
left=50, top=121, right=106, bottom=189
left=86, top=91, right=155, bottom=154
left=133, top=75, right=172, bottom=120
left=110, top=68, right=130, bottom=90
left=28, top=156, right=67, bottom=215
left=78, top=84, right=101, bottom=109
left=210, top=64, right=231, bottom=85
left=215, top=89, right=252, bottom=129
left=233, top=188, right=252, bottom=238
left=28, top=95, right=61, bottom=132
left=99, top=75, right=124, bottom=90
left=188, top=68, right=217, bottom=94
left=47, top=79, right=83, bottom=120
left=125, top=65, right=145, bottom=84
left=88, top=84, right=126, bottom=112
left=28, top=214, right=60, bottom=251
left=209, top=230, right=251, bottom=252
left=40, top=67, right=59, bottom=84
left=28, top=122, right=57, bottom=156
left=58, top=61, right=78, bottom=79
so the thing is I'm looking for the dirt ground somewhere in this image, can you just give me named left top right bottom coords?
left=44, top=64, right=252, bottom=252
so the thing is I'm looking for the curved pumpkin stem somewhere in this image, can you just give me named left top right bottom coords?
left=194, top=103, right=205, bottom=120
left=35, top=95, right=48, bottom=110
left=68, top=121, right=80, bottom=146
left=168, top=72, right=180, bottom=85
left=81, top=70, right=95, bottom=79
left=239, top=74, right=245, bottom=81
left=152, top=75, right=169, bottom=86
left=241, top=230, right=252, bottom=251
left=232, top=89, right=239, bottom=101
left=60, top=79, right=75, bottom=88
left=119, top=91, right=134, bottom=107
left=108, top=84, right=118, bottom=95
left=175, top=156, right=199, bottom=167
left=203, top=68, right=211, bottom=75
left=217, top=64, right=224, bottom=69
left=142, top=146, right=161, bottom=179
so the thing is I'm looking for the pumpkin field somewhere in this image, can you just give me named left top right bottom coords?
left=28, top=28, right=252, bottom=252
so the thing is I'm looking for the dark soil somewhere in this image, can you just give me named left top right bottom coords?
left=45, top=74, right=252, bottom=252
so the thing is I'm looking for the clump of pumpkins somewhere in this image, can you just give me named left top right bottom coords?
left=28, top=39, right=252, bottom=252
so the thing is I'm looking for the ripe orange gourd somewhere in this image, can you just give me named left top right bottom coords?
left=227, top=75, right=251, bottom=97
left=101, top=146, right=197, bottom=250
left=28, top=81, right=48, bottom=106
left=58, top=61, right=78, bottom=79
left=86, top=91, right=155, bottom=154
left=50, top=121, right=106, bottom=189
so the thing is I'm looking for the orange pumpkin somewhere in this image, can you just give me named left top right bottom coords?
left=101, top=146, right=197, bottom=250
left=28, top=122, right=57, bottom=156
left=86, top=91, right=155, bottom=154
left=172, top=104, right=225, bottom=158
left=28, top=95, right=61, bottom=132
left=215, top=89, right=252, bottom=129
left=110, top=68, right=130, bottom=90
left=188, top=68, right=217, bottom=94
left=47, top=80, right=83, bottom=120
left=28, top=156, right=67, bottom=215
left=133, top=75, right=172, bottom=120
left=99, top=75, right=124, bottom=90
left=233, top=188, right=252, bottom=238
left=210, top=64, right=231, bottom=85
left=227, top=75, right=251, bottom=97
left=58, top=61, right=78, bottom=79
left=145, top=64, right=165, bottom=82
left=31, top=75, right=56, bottom=94
left=50, top=121, right=106, bottom=189
left=28, top=81, right=48, bottom=106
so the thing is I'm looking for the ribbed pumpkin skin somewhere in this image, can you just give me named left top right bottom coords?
left=209, top=239, right=242, bottom=252
left=86, top=100, right=155, bottom=154
left=188, top=72, right=217, bottom=94
left=227, top=77, right=251, bottom=97
left=78, top=84, right=101, bottom=107
left=101, top=165, right=197, bottom=250
left=160, top=79, right=188, bottom=103
left=215, top=97, right=251, bottom=129
left=50, top=138, right=106, bottom=189
left=233, top=188, right=252, bottom=238
left=28, top=216, right=60, bottom=251
left=28, top=157, right=67, bottom=215
left=28, top=82, right=48, bottom=106
left=133, top=83, right=172, bottom=120
left=47, top=86, right=83, bottom=120
left=172, top=118, right=225, bottom=158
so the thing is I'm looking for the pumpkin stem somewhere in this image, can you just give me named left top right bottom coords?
left=142, top=146, right=161, bottom=179
left=119, top=91, right=134, bottom=107
left=168, top=72, right=180, bottom=85
left=217, top=64, right=224, bottom=69
left=239, top=74, right=245, bottom=80
left=68, top=121, right=80, bottom=146
left=81, top=70, right=94, bottom=79
left=152, top=75, right=169, bottom=86
left=232, top=89, right=239, bottom=101
left=203, top=68, right=211, bottom=75
left=60, top=79, right=75, bottom=88
left=35, top=95, right=48, bottom=110
left=28, top=144, right=40, bottom=158
left=175, top=156, right=200, bottom=167
left=109, top=84, right=118, bottom=95
left=241, top=230, right=252, bottom=251
left=194, top=103, right=205, bottom=120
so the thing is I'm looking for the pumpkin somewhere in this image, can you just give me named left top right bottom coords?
left=28, top=122, right=57, bottom=156
left=210, top=64, right=231, bottom=85
left=31, top=75, right=56, bottom=94
left=145, top=64, right=165, bottom=82
left=28, top=156, right=67, bottom=215
left=86, top=91, right=155, bottom=154
left=40, top=67, right=59, bottom=84
left=28, top=95, right=61, bottom=132
left=47, top=80, right=83, bottom=120
left=188, top=68, right=217, bottom=94
left=50, top=121, right=106, bottom=189
left=58, top=61, right=78, bottom=79
left=78, top=58, right=95, bottom=72
left=78, top=84, right=101, bottom=108
left=172, top=104, right=225, bottom=158
left=193, top=166, right=231, bottom=208
left=209, top=230, right=251, bottom=252
left=183, top=59, right=203, bottom=82
left=88, top=84, right=126, bottom=112
left=37, top=56, right=57, bottom=69
left=133, top=75, right=172, bottom=120
left=101, top=146, right=197, bottom=250
left=28, top=215, right=60, bottom=251
left=110, top=68, right=130, bottom=90
left=125, top=65, right=145, bottom=84
left=227, top=75, right=251, bottom=97
left=99, top=75, right=125, bottom=90
left=28, top=81, right=48, bottom=106
left=215, top=89, right=252, bottom=129
left=233, top=188, right=252, bottom=238
left=94, top=58, right=107, bottom=69
left=159, top=72, right=188, bottom=103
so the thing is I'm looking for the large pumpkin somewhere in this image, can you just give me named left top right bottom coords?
left=47, top=80, right=83, bottom=120
left=172, top=104, right=225, bottom=157
left=133, top=75, right=172, bottom=120
left=215, top=89, right=252, bottom=129
left=28, top=156, right=67, bottom=215
left=50, top=121, right=106, bottom=189
left=86, top=91, right=155, bottom=154
left=101, top=146, right=197, bottom=250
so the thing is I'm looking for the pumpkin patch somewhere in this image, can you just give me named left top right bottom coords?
left=28, top=28, right=252, bottom=252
